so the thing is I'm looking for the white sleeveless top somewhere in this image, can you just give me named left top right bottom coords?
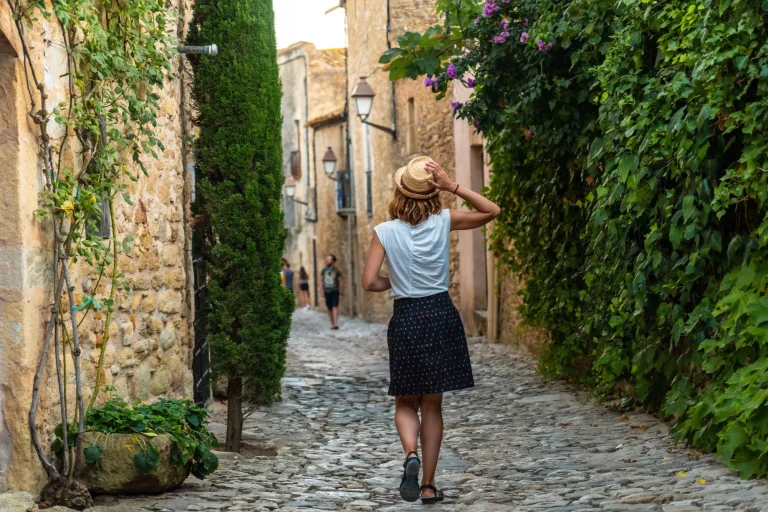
left=373, top=209, right=451, bottom=299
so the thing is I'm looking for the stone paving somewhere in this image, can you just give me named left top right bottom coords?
left=101, top=309, right=768, bottom=511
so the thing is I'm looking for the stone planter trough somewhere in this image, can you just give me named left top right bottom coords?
left=76, top=431, right=189, bottom=494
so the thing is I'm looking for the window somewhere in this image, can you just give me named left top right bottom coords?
left=283, top=194, right=295, bottom=229
left=290, top=150, right=300, bottom=178
left=89, top=197, right=111, bottom=239
left=407, top=98, right=416, bottom=154
left=292, top=120, right=302, bottom=179
left=336, top=170, right=354, bottom=212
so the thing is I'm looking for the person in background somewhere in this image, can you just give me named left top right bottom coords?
left=299, top=266, right=311, bottom=310
left=320, top=254, right=343, bottom=329
left=281, top=261, right=295, bottom=298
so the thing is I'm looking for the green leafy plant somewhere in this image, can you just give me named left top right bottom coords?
left=53, top=397, right=219, bottom=478
left=8, top=0, right=177, bottom=499
left=382, top=0, right=768, bottom=478
left=187, top=0, right=294, bottom=453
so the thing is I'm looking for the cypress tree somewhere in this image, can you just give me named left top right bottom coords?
left=188, top=0, right=292, bottom=452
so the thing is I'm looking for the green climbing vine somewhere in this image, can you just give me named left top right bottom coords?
left=381, top=0, right=768, bottom=478
left=8, top=0, right=176, bottom=498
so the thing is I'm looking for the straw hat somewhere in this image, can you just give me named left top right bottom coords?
left=393, top=156, right=439, bottom=200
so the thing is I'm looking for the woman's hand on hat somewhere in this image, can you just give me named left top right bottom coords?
left=426, top=161, right=456, bottom=192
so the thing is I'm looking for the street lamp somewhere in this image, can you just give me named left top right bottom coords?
left=284, top=176, right=308, bottom=205
left=351, top=77, right=375, bottom=118
left=285, top=184, right=297, bottom=198
left=351, top=77, right=395, bottom=137
left=322, top=147, right=338, bottom=180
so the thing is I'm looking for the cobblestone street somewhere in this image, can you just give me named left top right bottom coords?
left=110, top=310, right=768, bottom=512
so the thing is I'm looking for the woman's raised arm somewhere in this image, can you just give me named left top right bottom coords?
left=425, top=161, right=500, bottom=231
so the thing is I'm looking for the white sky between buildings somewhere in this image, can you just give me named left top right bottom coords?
left=274, top=0, right=347, bottom=51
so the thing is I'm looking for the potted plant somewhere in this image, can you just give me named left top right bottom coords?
left=52, top=392, right=219, bottom=494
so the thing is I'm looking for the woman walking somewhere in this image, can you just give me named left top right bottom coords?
left=298, top=267, right=311, bottom=310
left=362, top=156, right=500, bottom=504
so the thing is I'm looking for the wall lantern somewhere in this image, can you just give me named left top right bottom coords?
left=322, top=147, right=338, bottom=180
left=285, top=176, right=308, bottom=205
left=351, top=76, right=396, bottom=138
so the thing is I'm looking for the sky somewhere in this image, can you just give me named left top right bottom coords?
left=274, top=0, right=347, bottom=51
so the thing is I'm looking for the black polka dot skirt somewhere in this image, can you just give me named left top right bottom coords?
left=387, top=291, right=475, bottom=396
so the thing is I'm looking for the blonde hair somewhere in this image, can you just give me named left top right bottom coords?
left=388, top=188, right=442, bottom=226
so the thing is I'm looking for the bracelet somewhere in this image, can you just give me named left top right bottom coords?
left=453, top=183, right=460, bottom=194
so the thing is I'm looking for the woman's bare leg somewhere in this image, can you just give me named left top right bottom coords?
left=394, top=395, right=420, bottom=457
left=419, top=393, right=444, bottom=498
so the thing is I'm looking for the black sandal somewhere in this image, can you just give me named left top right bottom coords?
left=420, top=484, right=444, bottom=505
left=399, top=451, right=420, bottom=502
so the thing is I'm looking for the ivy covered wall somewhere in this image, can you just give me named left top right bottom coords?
left=382, top=0, right=768, bottom=478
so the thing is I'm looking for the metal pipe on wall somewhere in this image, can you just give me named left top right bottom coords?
left=342, top=4, right=358, bottom=316
left=313, top=238, right=318, bottom=308
left=386, top=0, right=397, bottom=137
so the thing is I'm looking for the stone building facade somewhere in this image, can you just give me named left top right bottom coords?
left=281, top=0, right=461, bottom=324
left=278, top=43, right=357, bottom=315
left=0, top=0, right=200, bottom=494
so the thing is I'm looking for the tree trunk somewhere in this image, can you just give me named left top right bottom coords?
left=225, top=377, right=243, bottom=452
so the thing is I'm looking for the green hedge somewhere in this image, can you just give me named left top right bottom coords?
left=382, top=0, right=768, bottom=477
left=188, top=0, right=293, bottom=406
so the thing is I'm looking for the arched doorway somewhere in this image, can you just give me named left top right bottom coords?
left=0, top=24, right=20, bottom=493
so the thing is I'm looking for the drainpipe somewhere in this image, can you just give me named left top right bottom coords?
left=313, top=238, right=318, bottom=308
left=176, top=0, right=203, bottom=404
left=385, top=0, right=397, bottom=139
left=342, top=4, right=358, bottom=316
left=304, top=73, right=311, bottom=187
left=310, top=128, right=319, bottom=222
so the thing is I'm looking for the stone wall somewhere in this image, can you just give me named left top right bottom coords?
left=496, top=267, right=548, bottom=357
left=0, top=0, right=195, bottom=495
left=308, top=49, right=346, bottom=123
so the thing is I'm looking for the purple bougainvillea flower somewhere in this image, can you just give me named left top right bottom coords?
left=451, top=101, right=462, bottom=110
left=537, top=39, right=549, bottom=51
left=483, top=0, right=500, bottom=17
left=520, top=31, right=530, bottom=43
left=474, top=17, right=481, bottom=24
left=467, top=78, right=475, bottom=88
left=424, top=76, right=432, bottom=87
left=447, top=63, right=458, bottom=79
